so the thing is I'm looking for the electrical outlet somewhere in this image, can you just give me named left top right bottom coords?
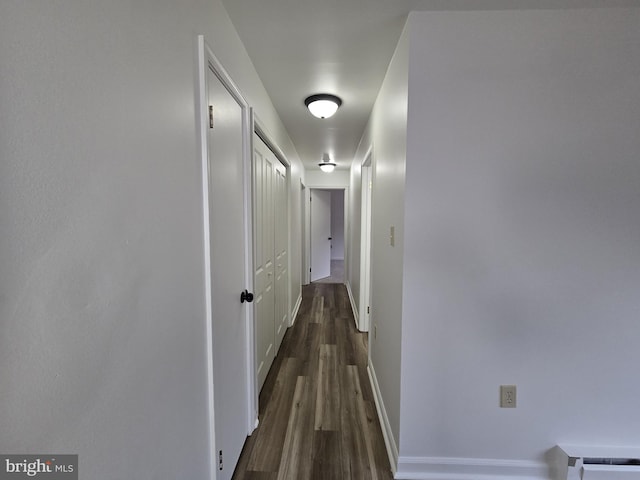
left=500, top=385, right=517, bottom=408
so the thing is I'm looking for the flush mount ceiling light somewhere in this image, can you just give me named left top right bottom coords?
left=319, top=153, right=336, bottom=173
left=304, top=94, right=342, bottom=119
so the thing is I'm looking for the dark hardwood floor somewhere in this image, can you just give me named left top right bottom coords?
left=232, top=283, right=393, bottom=480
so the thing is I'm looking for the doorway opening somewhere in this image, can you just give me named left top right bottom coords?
left=309, top=188, right=345, bottom=284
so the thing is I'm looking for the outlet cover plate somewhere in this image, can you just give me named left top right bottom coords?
left=500, top=385, right=517, bottom=408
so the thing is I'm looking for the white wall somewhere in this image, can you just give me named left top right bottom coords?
left=399, top=8, right=640, bottom=477
left=305, top=169, right=350, bottom=188
left=347, top=160, right=363, bottom=313
left=0, top=1, right=302, bottom=478
left=350, top=22, right=410, bottom=459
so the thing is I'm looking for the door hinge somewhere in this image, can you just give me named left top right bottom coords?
left=218, top=450, right=223, bottom=470
left=367, top=306, right=370, bottom=314
left=209, top=105, right=214, bottom=129
left=309, top=268, right=312, bottom=273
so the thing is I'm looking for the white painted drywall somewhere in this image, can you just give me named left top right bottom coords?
left=348, top=137, right=378, bottom=324
left=0, top=1, right=303, bottom=478
left=400, top=7, right=640, bottom=471
left=347, top=160, right=363, bottom=313
left=304, top=169, right=350, bottom=188
left=350, top=23, right=410, bottom=453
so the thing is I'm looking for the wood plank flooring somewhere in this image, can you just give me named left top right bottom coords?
left=232, top=283, right=393, bottom=480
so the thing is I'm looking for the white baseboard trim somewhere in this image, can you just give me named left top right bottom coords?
left=290, top=292, right=302, bottom=327
left=368, top=363, right=399, bottom=475
left=345, top=281, right=359, bottom=330
left=395, top=456, right=549, bottom=480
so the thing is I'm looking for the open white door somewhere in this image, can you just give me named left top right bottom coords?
left=310, top=189, right=332, bottom=282
left=199, top=37, right=252, bottom=480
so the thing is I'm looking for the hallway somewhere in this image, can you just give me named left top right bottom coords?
left=232, top=283, right=393, bottom=479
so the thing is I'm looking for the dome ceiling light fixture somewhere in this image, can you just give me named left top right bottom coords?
left=304, top=94, right=342, bottom=119
left=319, top=153, right=336, bottom=173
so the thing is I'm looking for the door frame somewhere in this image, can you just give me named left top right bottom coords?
left=309, top=188, right=333, bottom=282
left=301, top=181, right=309, bottom=285
left=303, top=186, right=349, bottom=285
left=197, top=35, right=255, bottom=479
left=359, top=146, right=373, bottom=332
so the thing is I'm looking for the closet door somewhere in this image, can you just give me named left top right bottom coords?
left=253, top=136, right=275, bottom=390
left=253, top=134, right=289, bottom=391
left=273, top=161, right=288, bottom=351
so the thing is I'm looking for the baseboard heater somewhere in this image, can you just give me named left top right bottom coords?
left=556, top=445, right=640, bottom=480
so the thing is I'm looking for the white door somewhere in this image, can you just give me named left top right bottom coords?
left=253, top=134, right=289, bottom=390
left=273, top=161, right=288, bottom=351
left=206, top=62, right=249, bottom=480
left=310, top=189, right=332, bottom=281
left=253, top=136, right=275, bottom=390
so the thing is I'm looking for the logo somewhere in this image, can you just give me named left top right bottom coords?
left=0, top=456, right=77, bottom=480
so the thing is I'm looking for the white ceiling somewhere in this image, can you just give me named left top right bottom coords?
left=221, top=0, right=640, bottom=173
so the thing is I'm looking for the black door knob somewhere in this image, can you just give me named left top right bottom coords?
left=240, top=289, right=254, bottom=303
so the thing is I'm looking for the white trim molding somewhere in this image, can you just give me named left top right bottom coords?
left=395, top=456, right=549, bottom=480
left=196, top=35, right=217, bottom=480
left=290, top=292, right=303, bottom=327
left=345, top=281, right=359, bottom=330
left=368, top=363, right=399, bottom=475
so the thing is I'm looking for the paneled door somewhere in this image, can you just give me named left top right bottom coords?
left=253, top=135, right=275, bottom=390
left=253, top=134, right=288, bottom=391
left=273, top=160, right=288, bottom=352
